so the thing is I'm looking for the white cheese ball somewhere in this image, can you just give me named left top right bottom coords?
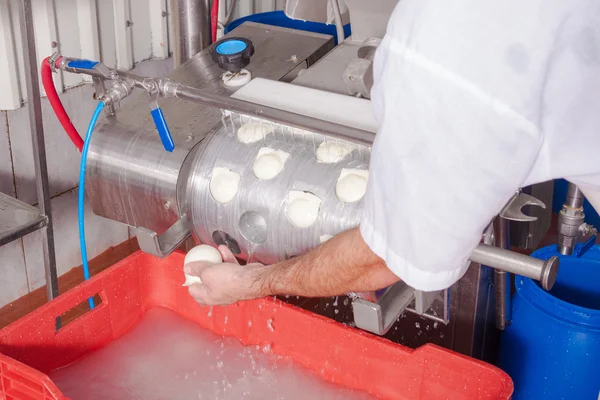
left=253, top=147, right=289, bottom=180
left=316, top=141, right=355, bottom=163
left=237, top=122, right=275, bottom=144
left=183, top=245, right=223, bottom=287
left=209, top=167, right=241, bottom=204
left=335, top=169, right=369, bottom=203
left=286, top=191, right=322, bottom=228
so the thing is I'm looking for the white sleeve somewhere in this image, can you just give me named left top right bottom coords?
left=359, top=0, right=573, bottom=291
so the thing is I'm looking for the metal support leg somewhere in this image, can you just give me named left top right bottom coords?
left=18, top=0, right=59, bottom=302
left=493, top=217, right=511, bottom=330
left=171, top=0, right=212, bottom=66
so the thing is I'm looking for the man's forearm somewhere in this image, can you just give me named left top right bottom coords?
left=251, top=227, right=400, bottom=298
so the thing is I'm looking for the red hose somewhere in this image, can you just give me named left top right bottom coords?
left=41, top=56, right=84, bottom=152
left=211, top=0, right=219, bottom=43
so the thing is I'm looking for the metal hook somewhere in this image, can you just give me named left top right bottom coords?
left=500, top=192, right=546, bottom=222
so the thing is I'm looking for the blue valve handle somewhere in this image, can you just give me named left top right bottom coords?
left=67, top=59, right=99, bottom=70
left=575, top=235, right=597, bottom=258
left=151, top=107, right=174, bottom=152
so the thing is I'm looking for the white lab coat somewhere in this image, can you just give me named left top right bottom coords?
left=360, top=0, right=600, bottom=291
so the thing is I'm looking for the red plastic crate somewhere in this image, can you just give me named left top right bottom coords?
left=0, top=251, right=513, bottom=399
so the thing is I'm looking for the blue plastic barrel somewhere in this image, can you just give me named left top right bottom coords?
left=225, top=11, right=351, bottom=45
left=498, top=244, right=600, bottom=399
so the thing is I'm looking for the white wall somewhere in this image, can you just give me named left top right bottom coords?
left=0, top=0, right=281, bottom=307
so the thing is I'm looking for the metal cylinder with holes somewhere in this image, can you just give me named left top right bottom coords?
left=178, top=112, right=370, bottom=264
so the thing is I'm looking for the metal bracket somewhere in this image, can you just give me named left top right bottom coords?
left=499, top=191, right=546, bottom=222
left=413, top=290, right=439, bottom=315
left=134, top=216, right=191, bottom=258
left=352, top=281, right=415, bottom=335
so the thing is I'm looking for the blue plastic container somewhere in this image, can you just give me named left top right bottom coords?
left=498, top=244, right=600, bottom=399
left=225, top=11, right=351, bottom=45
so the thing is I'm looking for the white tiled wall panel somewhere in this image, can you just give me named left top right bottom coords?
left=0, top=0, right=171, bottom=109
left=0, top=0, right=283, bottom=111
left=0, top=240, right=28, bottom=306
left=23, top=189, right=129, bottom=291
left=7, top=85, right=93, bottom=205
left=0, top=112, right=15, bottom=197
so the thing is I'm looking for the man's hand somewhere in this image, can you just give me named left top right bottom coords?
left=184, top=245, right=265, bottom=306
left=184, top=228, right=399, bottom=306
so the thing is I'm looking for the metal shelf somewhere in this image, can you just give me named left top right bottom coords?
left=0, top=0, right=59, bottom=303
left=0, top=192, right=48, bottom=246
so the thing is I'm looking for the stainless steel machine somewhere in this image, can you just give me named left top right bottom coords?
left=54, top=0, right=561, bottom=362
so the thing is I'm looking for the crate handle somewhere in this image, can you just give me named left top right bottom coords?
left=50, top=288, right=106, bottom=332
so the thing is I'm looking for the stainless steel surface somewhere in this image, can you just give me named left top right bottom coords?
left=471, top=244, right=559, bottom=291
left=87, top=23, right=335, bottom=239
left=174, top=83, right=375, bottom=146
left=0, top=192, right=47, bottom=246
left=171, top=0, right=212, bottom=66
left=352, top=281, right=415, bottom=335
left=413, top=290, right=438, bottom=315
left=179, top=112, right=370, bottom=264
left=357, top=38, right=380, bottom=60
left=18, top=0, right=59, bottom=302
left=134, top=216, right=191, bottom=258
left=493, top=217, right=511, bottom=330
left=558, top=182, right=586, bottom=255
left=343, top=58, right=373, bottom=98
left=500, top=191, right=545, bottom=222
left=343, top=0, right=397, bottom=42
left=293, top=41, right=363, bottom=95
left=342, top=38, right=379, bottom=99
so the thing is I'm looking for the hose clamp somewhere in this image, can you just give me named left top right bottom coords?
left=48, top=52, right=61, bottom=73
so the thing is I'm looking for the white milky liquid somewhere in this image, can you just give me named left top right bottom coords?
left=49, top=308, right=374, bottom=400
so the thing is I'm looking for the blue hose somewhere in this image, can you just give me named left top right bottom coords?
left=78, top=101, right=105, bottom=310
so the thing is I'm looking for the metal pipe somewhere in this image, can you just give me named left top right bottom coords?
left=59, top=61, right=376, bottom=146
left=18, top=0, right=59, bottom=302
left=171, top=0, right=212, bottom=66
left=558, top=182, right=585, bottom=255
left=329, top=0, right=345, bottom=44
left=471, top=244, right=558, bottom=291
left=565, top=183, right=584, bottom=209
left=173, top=84, right=376, bottom=146
left=222, top=0, right=239, bottom=26
left=493, top=218, right=511, bottom=330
